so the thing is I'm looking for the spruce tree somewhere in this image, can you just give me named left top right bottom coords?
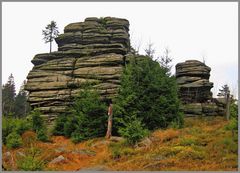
left=14, top=80, right=30, bottom=118
left=114, top=56, right=183, bottom=134
left=2, top=74, right=16, bottom=116
left=42, top=21, right=59, bottom=53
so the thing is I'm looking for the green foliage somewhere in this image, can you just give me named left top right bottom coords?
left=13, top=81, right=30, bottom=118
left=52, top=114, right=67, bottom=136
left=109, top=142, right=122, bottom=159
left=179, top=137, right=199, bottom=146
left=54, top=84, right=107, bottom=142
left=2, top=74, right=16, bottom=116
left=6, top=131, right=23, bottom=149
left=2, top=116, right=31, bottom=145
left=220, top=137, right=238, bottom=154
left=225, top=103, right=238, bottom=131
left=114, top=56, right=183, bottom=135
left=17, top=146, right=46, bottom=171
left=42, top=21, right=59, bottom=53
left=230, top=102, right=238, bottom=120
left=36, top=129, right=48, bottom=142
left=224, top=118, right=238, bottom=131
left=71, top=131, right=85, bottom=144
left=30, top=109, right=44, bottom=131
left=118, top=115, right=149, bottom=145
left=109, top=140, right=136, bottom=160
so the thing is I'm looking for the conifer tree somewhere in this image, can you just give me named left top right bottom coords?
left=218, top=84, right=231, bottom=120
left=2, top=74, right=16, bottom=116
left=14, top=80, right=30, bottom=118
left=158, top=48, right=173, bottom=76
left=42, top=21, right=59, bottom=53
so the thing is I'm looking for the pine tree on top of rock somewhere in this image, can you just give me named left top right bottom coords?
left=42, top=21, right=59, bottom=53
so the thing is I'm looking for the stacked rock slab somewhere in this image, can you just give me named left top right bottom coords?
left=25, top=17, right=130, bottom=122
left=176, top=60, right=223, bottom=116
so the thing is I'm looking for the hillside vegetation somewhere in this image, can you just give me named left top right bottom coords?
left=2, top=116, right=238, bottom=171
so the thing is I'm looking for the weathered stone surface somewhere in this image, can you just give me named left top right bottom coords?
left=176, top=60, right=213, bottom=103
left=25, top=17, right=130, bottom=122
left=176, top=60, right=224, bottom=116
left=183, top=103, right=203, bottom=115
left=49, top=155, right=66, bottom=164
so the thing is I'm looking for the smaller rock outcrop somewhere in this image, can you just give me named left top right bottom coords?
left=176, top=60, right=213, bottom=103
left=176, top=60, right=224, bottom=116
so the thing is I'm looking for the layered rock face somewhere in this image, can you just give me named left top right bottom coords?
left=176, top=60, right=223, bottom=116
left=25, top=17, right=130, bottom=122
left=176, top=60, right=213, bottom=103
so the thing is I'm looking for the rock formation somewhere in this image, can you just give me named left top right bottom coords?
left=176, top=60, right=224, bottom=116
left=25, top=17, right=131, bottom=122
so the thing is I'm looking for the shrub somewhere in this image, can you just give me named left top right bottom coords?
left=221, top=138, right=238, bottom=154
left=224, top=118, right=238, bottom=131
left=36, top=129, right=48, bottom=142
left=30, top=109, right=44, bottom=131
left=2, top=117, right=15, bottom=144
left=118, top=115, right=149, bottom=145
left=52, top=114, right=67, bottom=136
left=6, top=131, right=23, bottom=149
left=15, top=118, right=31, bottom=135
left=17, top=146, right=46, bottom=171
left=63, top=85, right=107, bottom=142
left=230, top=102, right=238, bottom=120
left=71, top=130, right=85, bottom=144
left=108, top=141, right=131, bottom=159
left=2, top=116, right=31, bottom=145
left=109, top=142, right=122, bottom=159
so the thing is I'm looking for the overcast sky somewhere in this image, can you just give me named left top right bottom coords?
left=2, top=2, right=238, bottom=98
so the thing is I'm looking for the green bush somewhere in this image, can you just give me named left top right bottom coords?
left=36, top=129, right=48, bottom=142
left=63, top=116, right=78, bottom=138
left=230, top=102, right=238, bottom=120
left=15, top=118, right=32, bottom=134
left=224, top=118, right=238, bottom=131
left=53, top=84, right=108, bottom=142
left=52, top=114, right=67, bottom=136
left=118, top=115, right=149, bottom=145
left=17, top=146, right=46, bottom=171
left=2, top=116, right=31, bottom=145
left=30, top=109, right=44, bottom=131
left=6, top=131, right=23, bottom=149
left=109, top=140, right=135, bottom=159
left=109, top=142, right=122, bottom=159
left=71, top=130, right=85, bottom=143
left=221, top=137, right=238, bottom=154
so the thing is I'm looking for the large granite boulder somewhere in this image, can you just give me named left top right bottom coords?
left=25, top=17, right=131, bottom=123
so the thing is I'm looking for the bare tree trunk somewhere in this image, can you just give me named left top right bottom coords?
left=106, top=103, right=113, bottom=139
left=50, top=41, right=52, bottom=53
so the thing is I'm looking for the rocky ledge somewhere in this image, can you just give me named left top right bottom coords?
left=25, top=17, right=131, bottom=122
